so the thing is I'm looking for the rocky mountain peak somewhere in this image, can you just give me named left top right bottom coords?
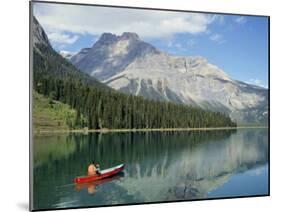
left=98, top=32, right=140, bottom=44
left=71, top=32, right=161, bottom=80
left=97, top=33, right=118, bottom=45
left=70, top=31, right=268, bottom=124
left=120, top=32, right=140, bottom=40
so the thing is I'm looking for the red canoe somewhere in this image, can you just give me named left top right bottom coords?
left=75, top=174, right=123, bottom=191
left=74, top=164, right=124, bottom=184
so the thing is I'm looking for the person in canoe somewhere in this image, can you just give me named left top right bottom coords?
left=88, top=161, right=101, bottom=176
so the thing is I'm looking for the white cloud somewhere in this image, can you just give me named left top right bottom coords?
left=209, top=33, right=225, bottom=44
left=48, top=32, right=79, bottom=44
left=33, top=2, right=222, bottom=39
left=248, top=79, right=266, bottom=87
left=235, top=16, right=247, bottom=24
left=59, top=50, right=76, bottom=55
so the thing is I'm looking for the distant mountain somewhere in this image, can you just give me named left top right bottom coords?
left=71, top=48, right=91, bottom=64
left=32, top=17, right=237, bottom=130
left=59, top=50, right=75, bottom=60
left=71, top=32, right=268, bottom=124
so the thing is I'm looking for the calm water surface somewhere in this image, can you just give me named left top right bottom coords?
left=33, top=128, right=268, bottom=210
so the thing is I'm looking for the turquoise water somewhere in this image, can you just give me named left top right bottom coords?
left=208, top=164, right=268, bottom=198
left=33, top=128, right=269, bottom=210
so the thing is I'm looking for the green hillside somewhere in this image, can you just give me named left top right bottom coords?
left=33, top=41, right=236, bottom=130
left=32, top=91, right=86, bottom=132
left=32, top=16, right=237, bottom=130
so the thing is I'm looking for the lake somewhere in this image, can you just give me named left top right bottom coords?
left=32, top=128, right=269, bottom=210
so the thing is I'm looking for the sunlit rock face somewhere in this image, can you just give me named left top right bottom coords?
left=72, top=32, right=268, bottom=124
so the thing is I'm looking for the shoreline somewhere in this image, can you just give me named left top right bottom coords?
left=33, top=126, right=268, bottom=135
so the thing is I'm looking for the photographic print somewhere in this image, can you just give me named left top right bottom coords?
left=30, top=1, right=269, bottom=210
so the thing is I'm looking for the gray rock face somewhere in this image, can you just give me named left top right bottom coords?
left=71, top=32, right=268, bottom=124
left=72, top=32, right=160, bottom=80
left=70, top=48, right=91, bottom=64
left=32, top=17, right=50, bottom=47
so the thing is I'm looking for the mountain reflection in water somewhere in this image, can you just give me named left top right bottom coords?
left=33, top=128, right=268, bottom=210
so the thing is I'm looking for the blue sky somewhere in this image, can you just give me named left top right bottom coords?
left=33, top=2, right=269, bottom=88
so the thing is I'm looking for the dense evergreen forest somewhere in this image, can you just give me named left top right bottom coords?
left=33, top=43, right=237, bottom=130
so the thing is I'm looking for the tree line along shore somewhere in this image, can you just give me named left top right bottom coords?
left=33, top=126, right=268, bottom=135
left=33, top=41, right=236, bottom=132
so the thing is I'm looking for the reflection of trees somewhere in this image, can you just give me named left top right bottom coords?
left=34, top=130, right=237, bottom=175
left=33, top=134, right=78, bottom=167
left=33, top=129, right=268, bottom=208
left=163, top=129, right=268, bottom=201
left=113, top=129, right=268, bottom=201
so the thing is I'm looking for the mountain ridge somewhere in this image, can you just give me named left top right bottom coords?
left=32, top=18, right=237, bottom=130
left=71, top=32, right=268, bottom=124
